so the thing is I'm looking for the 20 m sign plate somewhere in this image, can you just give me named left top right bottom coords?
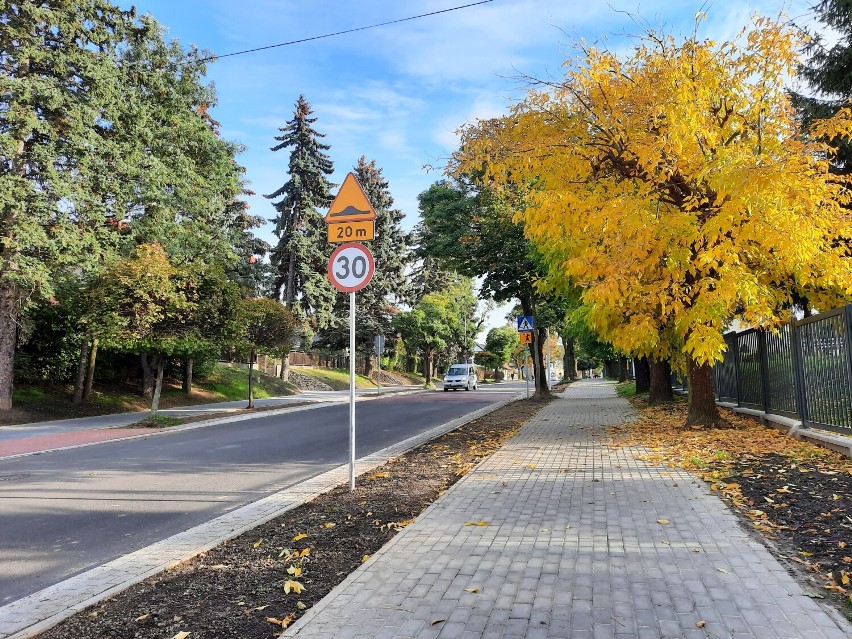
left=327, top=242, right=375, bottom=292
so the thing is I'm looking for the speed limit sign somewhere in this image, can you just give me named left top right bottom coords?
left=327, top=242, right=375, bottom=292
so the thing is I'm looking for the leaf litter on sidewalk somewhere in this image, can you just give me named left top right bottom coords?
left=609, top=394, right=852, bottom=618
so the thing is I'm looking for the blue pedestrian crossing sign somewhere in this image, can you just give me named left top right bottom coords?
left=517, top=316, right=534, bottom=332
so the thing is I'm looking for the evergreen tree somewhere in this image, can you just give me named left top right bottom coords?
left=793, top=0, right=852, bottom=174
left=265, top=95, right=336, bottom=325
left=0, top=0, right=136, bottom=409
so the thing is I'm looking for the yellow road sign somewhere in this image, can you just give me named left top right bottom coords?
left=519, top=331, right=533, bottom=344
left=325, top=173, right=377, bottom=223
left=328, top=221, right=375, bottom=243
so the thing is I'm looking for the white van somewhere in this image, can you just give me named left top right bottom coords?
left=443, top=363, right=478, bottom=391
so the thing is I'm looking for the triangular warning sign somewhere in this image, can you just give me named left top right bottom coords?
left=325, top=173, right=377, bottom=222
left=517, top=317, right=533, bottom=332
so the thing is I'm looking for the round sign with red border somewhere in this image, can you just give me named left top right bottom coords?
left=327, top=242, right=375, bottom=292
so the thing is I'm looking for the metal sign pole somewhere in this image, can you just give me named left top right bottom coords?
left=526, top=346, right=530, bottom=399
left=349, top=291, right=356, bottom=491
left=376, top=350, right=381, bottom=397
left=545, top=329, right=551, bottom=390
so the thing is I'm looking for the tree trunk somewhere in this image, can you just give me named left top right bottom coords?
left=423, top=349, right=432, bottom=385
left=284, top=247, right=296, bottom=307
left=634, top=357, right=651, bottom=393
left=532, top=326, right=550, bottom=399
left=562, top=334, right=576, bottom=380
left=140, top=352, right=158, bottom=398
left=0, top=281, right=18, bottom=410
left=182, top=358, right=193, bottom=394
left=684, top=356, right=722, bottom=428
left=150, top=355, right=165, bottom=413
left=72, top=334, right=90, bottom=403
left=364, top=352, right=373, bottom=378
left=83, top=338, right=99, bottom=400
left=279, top=352, right=290, bottom=382
left=247, top=349, right=255, bottom=408
left=648, top=358, right=673, bottom=404
left=618, top=356, right=628, bottom=383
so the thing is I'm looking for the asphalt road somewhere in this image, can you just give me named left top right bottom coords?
left=0, top=384, right=523, bottom=604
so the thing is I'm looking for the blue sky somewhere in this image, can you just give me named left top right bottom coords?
left=123, top=0, right=815, bottom=334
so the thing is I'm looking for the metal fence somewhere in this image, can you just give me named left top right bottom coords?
left=712, top=305, right=852, bottom=434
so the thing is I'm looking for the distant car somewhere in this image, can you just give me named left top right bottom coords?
left=443, top=363, right=478, bottom=391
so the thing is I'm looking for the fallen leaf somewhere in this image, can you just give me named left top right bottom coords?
left=431, top=619, right=445, bottom=626
left=296, top=601, right=307, bottom=610
left=696, top=620, right=706, bottom=628
left=292, top=533, right=308, bottom=542
left=299, top=548, right=311, bottom=558
left=283, top=580, right=305, bottom=594
left=172, top=633, right=190, bottom=639
left=135, top=613, right=149, bottom=622
left=323, top=522, right=335, bottom=528
left=361, top=555, right=370, bottom=563
left=464, top=588, right=481, bottom=593
left=717, top=567, right=730, bottom=574
left=287, top=566, right=302, bottom=577
left=464, top=520, right=489, bottom=527
left=253, top=539, right=263, bottom=549
left=251, top=605, right=269, bottom=612
left=657, top=519, right=670, bottom=525
left=266, top=617, right=285, bottom=627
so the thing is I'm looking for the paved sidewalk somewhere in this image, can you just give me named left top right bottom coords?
left=285, top=379, right=852, bottom=639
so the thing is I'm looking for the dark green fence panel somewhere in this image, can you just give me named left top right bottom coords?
left=764, top=324, right=798, bottom=418
left=710, top=306, right=852, bottom=433
left=714, top=332, right=738, bottom=403
left=797, top=309, right=852, bottom=433
left=736, top=330, right=763, bottom=410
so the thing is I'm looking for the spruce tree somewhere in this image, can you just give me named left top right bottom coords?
left=265, top=96, right=336, bottom=322
left=793, top=0, right=852, bottom=173
left=0, top=0, right=135, bottom=409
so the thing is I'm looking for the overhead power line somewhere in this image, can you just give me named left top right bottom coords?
left=202, top=0, right=496, bottom=63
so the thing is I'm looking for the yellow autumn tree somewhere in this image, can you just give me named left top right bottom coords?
left=453, top=15, right=852, bottom=427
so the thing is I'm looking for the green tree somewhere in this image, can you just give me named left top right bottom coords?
left=265, top=95, right=336, bottom=379
left=67, top=17, right=249, bottom=398
left=85, top=243, right=187, bottom=411
left=482, top=326, right=519, bottom=379
left=415, top=179, right=559, bottom=398
left=393, top=293, right=455, bottom=385
left=0, top=0, right=137, bottom=409
left=266, top=94, right=336, bottom=310
left=237, top=298, right=296, bottom=408
left=793, top=0, right=852, bottom=175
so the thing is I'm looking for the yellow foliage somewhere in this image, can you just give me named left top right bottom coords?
left=453, top=15, right=852, bottom=365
